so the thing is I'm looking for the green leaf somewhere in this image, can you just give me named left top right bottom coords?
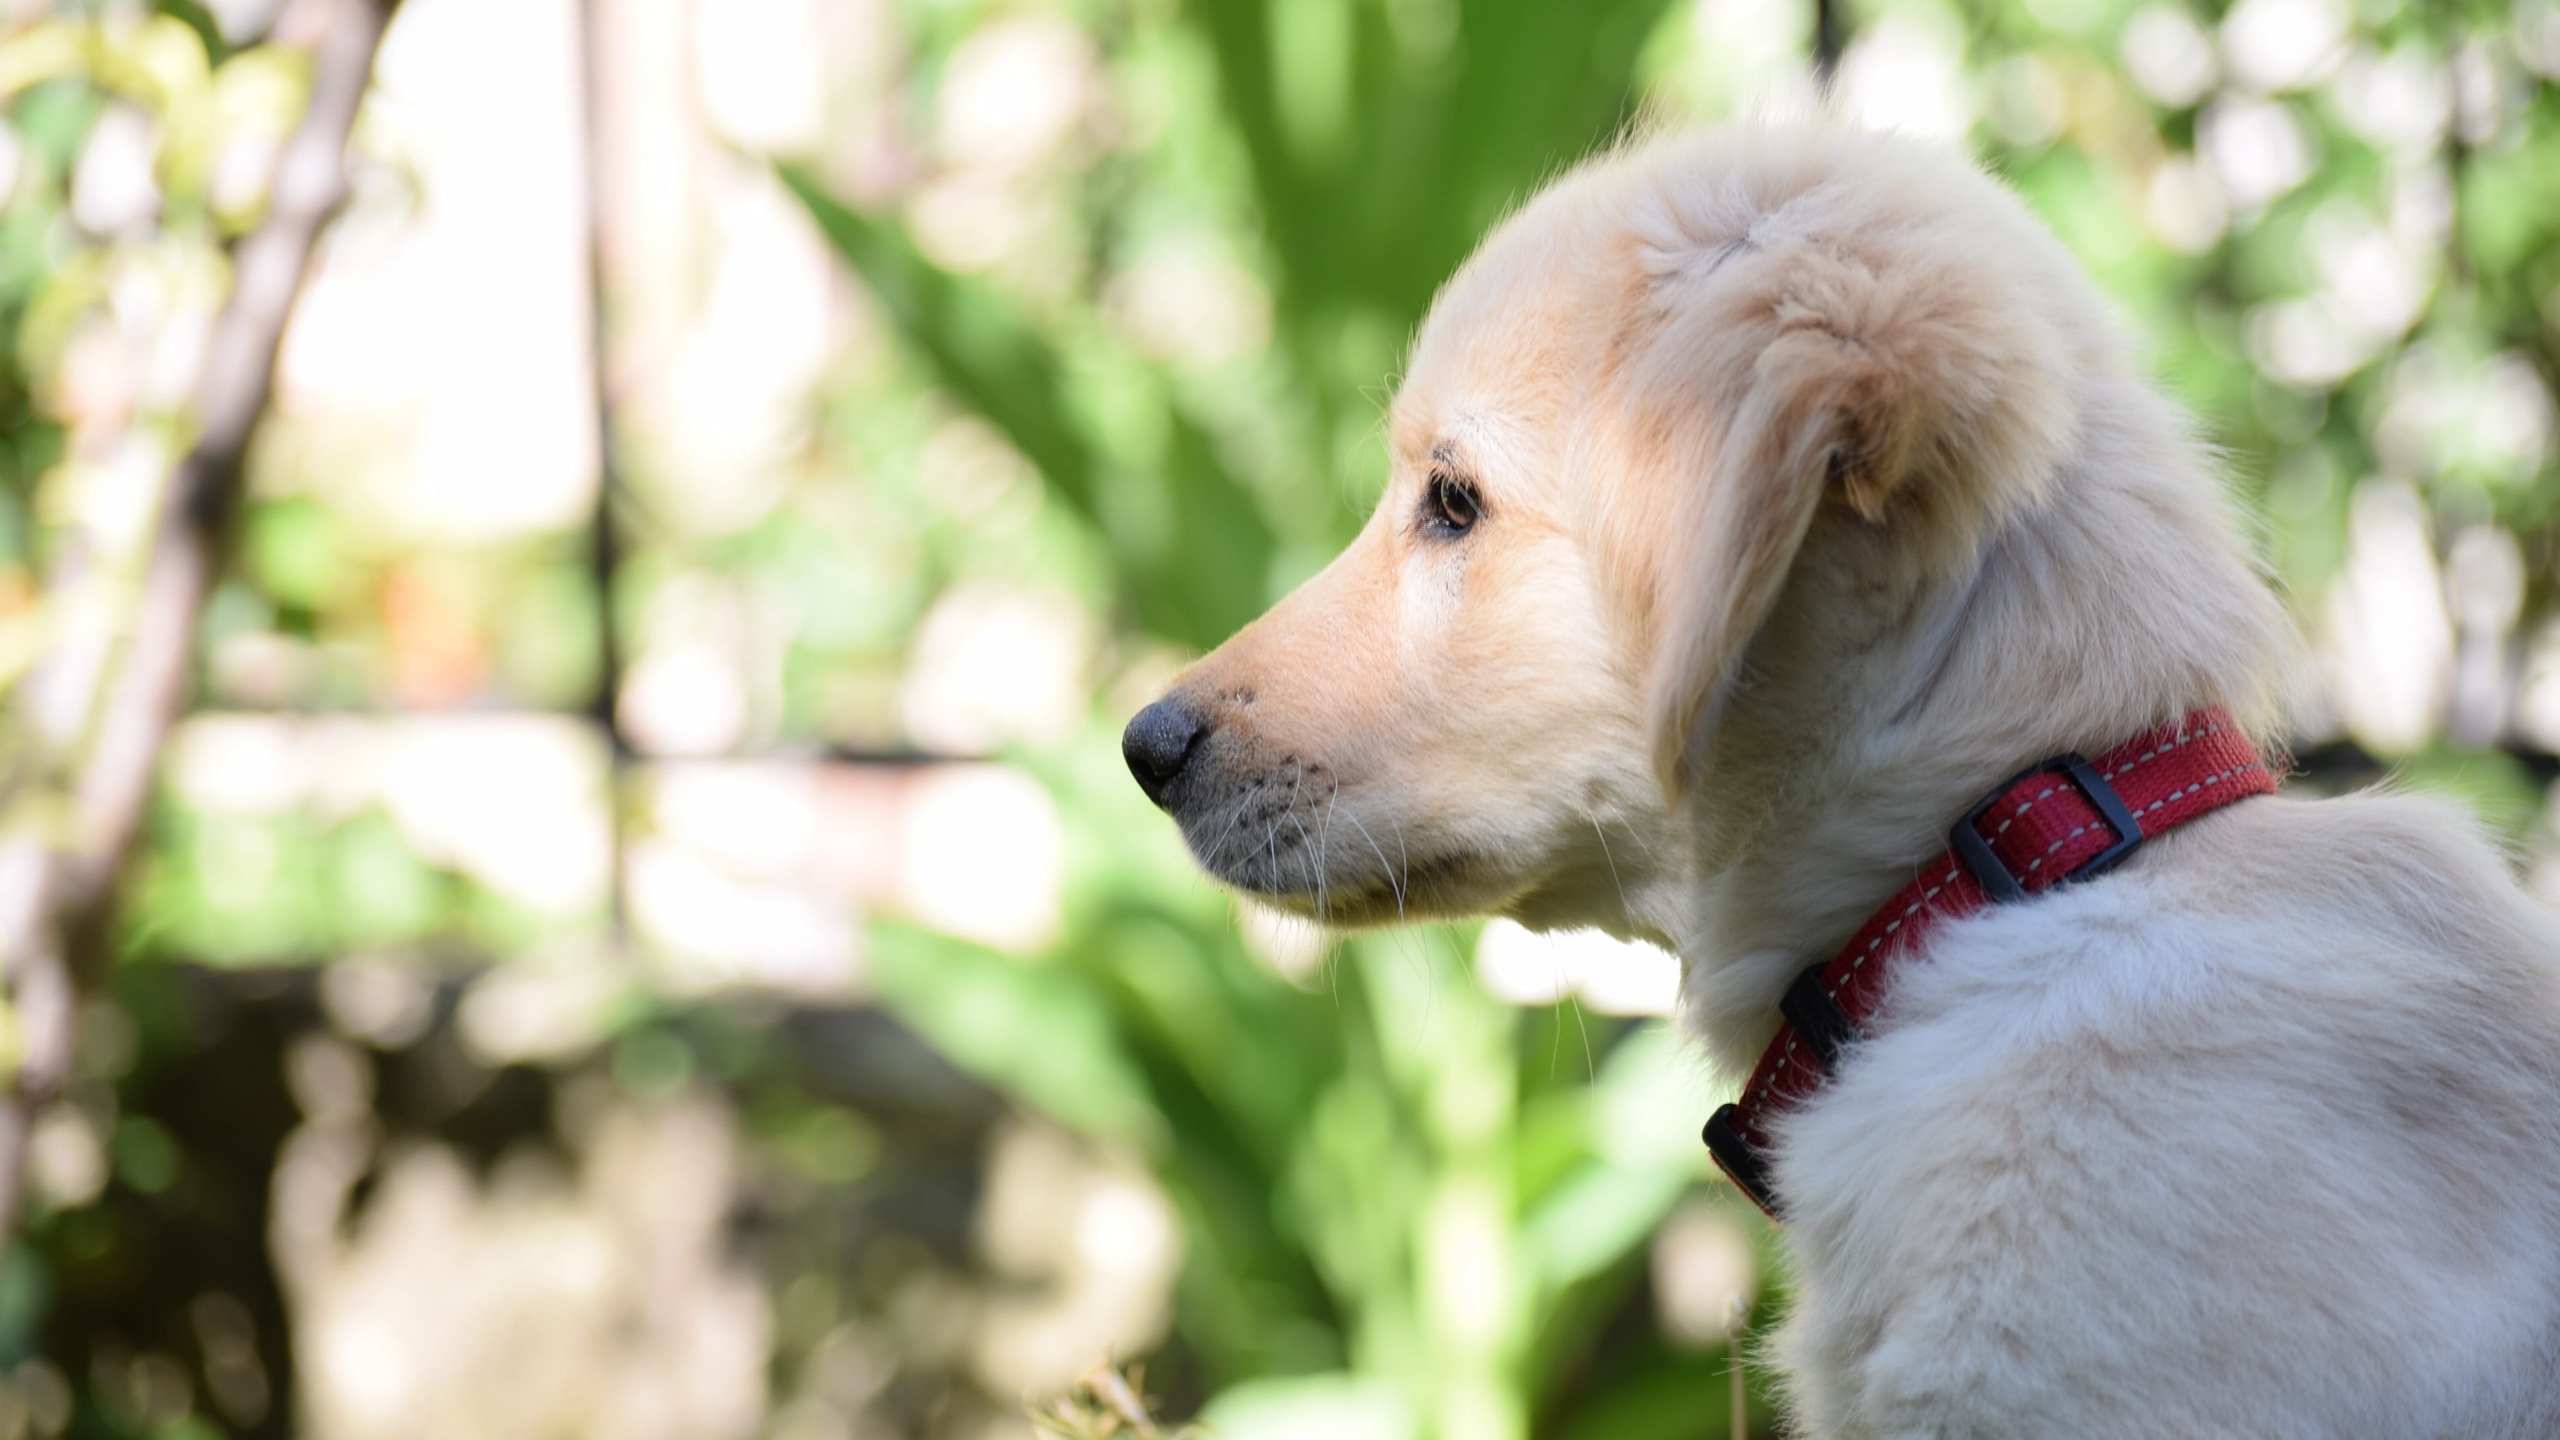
left=1521, top=1160, right=1686, bottom=1294
left=781, top=165, right=1101, bottom=519
left=1197, top=1372, right=1417, bottom=1440
left=151, top=0, right=232, bottom=67
left=778, top=163, right=1277, bottom=649
left=867, top=922, right=1161, bottom=1142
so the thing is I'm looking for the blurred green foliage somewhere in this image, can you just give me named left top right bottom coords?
left=783, top=5, right=1781, bottom=1435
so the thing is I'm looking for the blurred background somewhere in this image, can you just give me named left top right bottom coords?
left=0, top=0, right=2553, bottom=1435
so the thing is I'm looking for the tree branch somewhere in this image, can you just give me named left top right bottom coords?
left=0, top=0, right=402, bottom=1244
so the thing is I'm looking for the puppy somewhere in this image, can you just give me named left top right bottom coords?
left=1123, top=127, right=2560, bottom=1436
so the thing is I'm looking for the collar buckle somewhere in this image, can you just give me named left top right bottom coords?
left=1948, top=752, right=2143, bottom=904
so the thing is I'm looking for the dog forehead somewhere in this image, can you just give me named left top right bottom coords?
left=1394, top=179, right=1637, bottom=473
left=1417, top=188, right=1623, bottom=370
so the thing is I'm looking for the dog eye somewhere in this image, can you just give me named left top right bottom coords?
left=1421, top=472, right=1482, bottom=537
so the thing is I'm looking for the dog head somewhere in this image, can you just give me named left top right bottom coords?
left=1124, top=129, right=2086, bottom=941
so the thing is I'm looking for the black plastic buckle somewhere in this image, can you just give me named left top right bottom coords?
left=1949, top=752, right=2142, bottom=904
left=1703, top=1104, right=1779, bottom=1217
left=1778, top=962, right=1857, bottom=1073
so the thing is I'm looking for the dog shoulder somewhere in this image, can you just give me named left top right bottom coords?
left=1868, top=790, right=2560, bottom=1124
left=1772, top=790, right=2560, bottom=1434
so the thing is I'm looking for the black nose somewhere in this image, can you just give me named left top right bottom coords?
left=1123, top=698, right=1207, bottom=807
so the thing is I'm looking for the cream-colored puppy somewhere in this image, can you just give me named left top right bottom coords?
left=1122, top=127, right=2560, bottom=1436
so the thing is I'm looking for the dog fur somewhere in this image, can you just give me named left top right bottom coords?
left=1130, top=126, right=2560, bottom=1436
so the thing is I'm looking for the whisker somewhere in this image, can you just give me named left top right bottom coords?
left=1304, top=775, right=1333, bottom=925
left=1279, top=762, right=1316, bottom=916
left=1196, top=794, right=1252, bottom=871
left=1261, top=805, right=1283, bottom=890
left=1291, top=811, right=1324, bottom=923
left=1338, top=808, right=1405, bottom=921
left=1591, top=812, right=1633, bottom=918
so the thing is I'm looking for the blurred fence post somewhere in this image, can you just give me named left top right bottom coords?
left=1813, top=0, right=1842, bottom=93
left=580, top=0, right=630, bottom=946
left=0, top=0, right=404, bottom=1245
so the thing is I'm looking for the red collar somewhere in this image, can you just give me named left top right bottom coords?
left=1703, top=707, right=2278, bottom=1217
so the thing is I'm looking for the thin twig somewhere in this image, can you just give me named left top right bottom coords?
left=1729, top=1294, right=1751, bottom=1439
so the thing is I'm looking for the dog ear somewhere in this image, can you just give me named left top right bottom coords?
left=1638, top=225, right=2077, bottom=794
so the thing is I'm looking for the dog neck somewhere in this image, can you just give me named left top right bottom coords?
left=1670, top=379, right=2298, bottom=1077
